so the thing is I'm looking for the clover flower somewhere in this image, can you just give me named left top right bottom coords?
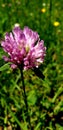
left=1, top=26, right=46, bottom=70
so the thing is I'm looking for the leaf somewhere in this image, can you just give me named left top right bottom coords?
left=52, top=86, right=63, bottom=103
left=0, top=63, right=10, bottom=71
left=28, top=90, right=37, bottom=105
left=34, top=122, right=41, bottom=130
left=7, top=106, right=22, bottom=129
left=56, top=124, right=63, bottom=130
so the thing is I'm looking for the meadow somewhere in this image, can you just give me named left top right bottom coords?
left=0, top=0, right=63, bottom=130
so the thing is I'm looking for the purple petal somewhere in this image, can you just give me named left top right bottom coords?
left=23, top=26, right=39, bottom=47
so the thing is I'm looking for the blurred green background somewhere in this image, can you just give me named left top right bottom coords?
left=0, top=0, right=63, bottom=130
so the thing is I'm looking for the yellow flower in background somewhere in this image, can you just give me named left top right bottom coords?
left=41, top=8, right=46, bottom=13
left=53, top=21, right=60, bottom=27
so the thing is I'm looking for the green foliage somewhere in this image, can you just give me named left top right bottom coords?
left=0, top=0, right=63, bottom=129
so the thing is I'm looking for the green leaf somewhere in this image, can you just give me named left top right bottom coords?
left=28, top=90, right=37, bottom=105
left=56, top=124, right=63, bottom=130
left=0, top=63, right=10, bottom=71
left=34, top=122, right=41, bottom=130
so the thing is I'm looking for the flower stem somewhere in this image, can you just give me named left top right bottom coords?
left=19, top=65, right=32, bottom=129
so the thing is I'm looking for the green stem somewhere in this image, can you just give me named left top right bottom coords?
left=19, top=65, right=32, bottom=129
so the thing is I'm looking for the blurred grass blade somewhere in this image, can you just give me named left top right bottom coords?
left=0, top=63, right=10, bottom=71
left=7, top=106, right=22, bottom=128
left=52, top=86, right=63, bottom=103
left=35, top=122, right=41, bottom=130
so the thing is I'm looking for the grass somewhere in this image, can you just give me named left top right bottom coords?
left=0, top=0, right=63, bottom=129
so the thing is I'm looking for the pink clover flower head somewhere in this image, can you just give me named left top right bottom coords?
left=1, top=26, right=46, bottom=70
